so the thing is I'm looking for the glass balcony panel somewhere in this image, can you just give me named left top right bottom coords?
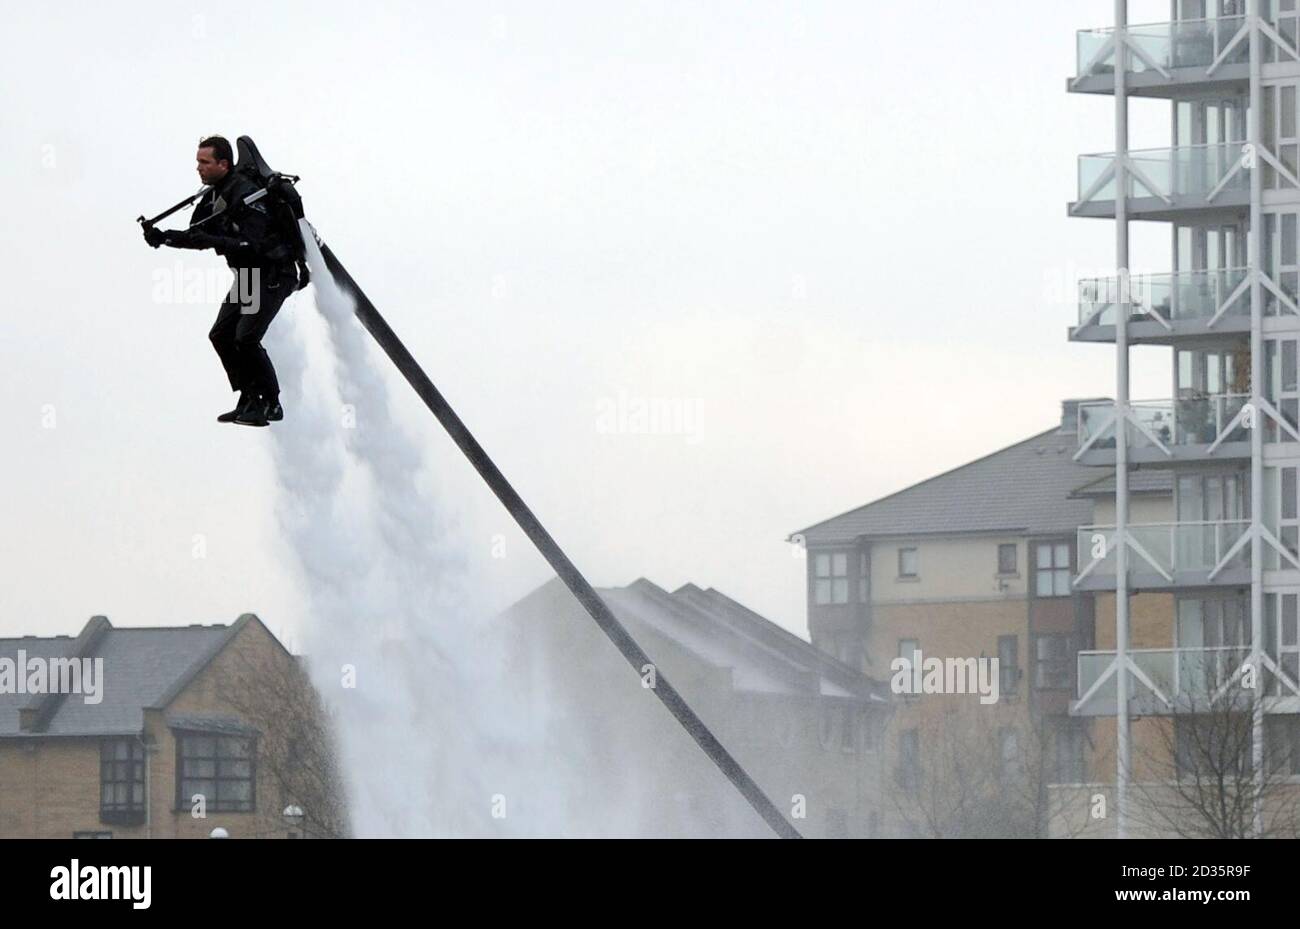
left=1079, top=155, right=1117, bottom=201
left=1075, top=17, right=1248, bottom=78
left=1077, top=651, right=1115, bottom=701
left=1077, top=29, right=1115, bottom=75
left=1131, top=649, right=1175, bottom=697
left=1077, top=268, right=1250, bottom=327
left=1077, top=402, right=1119, bottom=450
left=1077, top=520, right=1251, bottom=578
left=1077, top=144, right=1251, bottom=204
left=1077, top=647, right=1252, bottom=703
left=1076, top=395, right=1250, bottom=453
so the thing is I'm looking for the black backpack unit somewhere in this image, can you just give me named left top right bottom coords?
left=233, top=135, right=311, bottom=290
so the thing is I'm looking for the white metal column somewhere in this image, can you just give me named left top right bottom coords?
left=1248, top=0, right=1265, bottom=838
left=1113, top=0, right=1132, bottom=840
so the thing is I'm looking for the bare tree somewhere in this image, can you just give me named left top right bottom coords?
left=1130, top=665, right=1300, bottom=839
left=216, top=645, right=351, bottom=839
left=884, top=708, right=1084, bottom=838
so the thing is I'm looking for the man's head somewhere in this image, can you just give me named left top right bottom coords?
left=196, top=135, right=233, bottom=185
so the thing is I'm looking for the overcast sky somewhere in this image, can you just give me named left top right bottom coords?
left=0, top=1, right=1178, bottom=643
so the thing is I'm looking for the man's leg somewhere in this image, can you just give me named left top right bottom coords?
left=209, top=295, right=244, bottom=392
left=232, top=267, right=291, bottom=423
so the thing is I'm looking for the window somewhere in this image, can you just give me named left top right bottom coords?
left=100, top=739, right=145, bottom=824
left=1035, top=635, right=1072, bottom=690
left=1035, top=542, right=1071, bottom=597
left=997, top=543, right=1017, bottom=575
left=1265, top=593, right=1300, bottom=696
left=898, top=547, right=919, bottom=579
left=998, top=635, right=1019, bottom=696
left=1053, top=722, right=1087, bottom=784
left=1266, top=716, right=1300, bottom=776
left=896, top=728, right=920, bottom=792
left=813, top=552, right=850, bottom=605
left=176, top=733, right=256, bottom=812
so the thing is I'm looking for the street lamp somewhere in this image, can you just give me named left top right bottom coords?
left=283, top=804, right=305, bottom=839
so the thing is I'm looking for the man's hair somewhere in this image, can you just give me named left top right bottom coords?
left=197, top=135, right=234, bottom=168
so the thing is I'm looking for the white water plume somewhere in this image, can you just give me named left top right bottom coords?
left=261, top=220, right=565, bottom=836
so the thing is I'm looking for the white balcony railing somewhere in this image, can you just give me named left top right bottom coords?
left=1077, top=267, right=1250, bottom=327
left=1076, top=16, right=1248, bottom=79
left=1076, top=520, right=1251, bottom=581
left=1078, top=142, right=1251, bottom=204
left=1076, top=395, right=1250, bottom=454
left=1076, top=646, right=1251, bottom=703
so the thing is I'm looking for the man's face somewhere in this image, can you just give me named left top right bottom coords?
left=196, top=147, right=229, bottom=185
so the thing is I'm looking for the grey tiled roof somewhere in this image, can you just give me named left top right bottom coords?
left=0, top=623, right=236, bottom=738
left=666, top=582, right=883, bottom=699
left=792, top=426, right=1099, bottom=545
left=530, top=576, right=883, bottom=700
left=1070, top=469, right=1174, bottom=498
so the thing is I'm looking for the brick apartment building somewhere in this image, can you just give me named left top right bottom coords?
left=790, top=402, right=1153, bottom=836
left=0, top=614, right=344, bottom=839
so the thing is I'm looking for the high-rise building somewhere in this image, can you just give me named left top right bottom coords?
left=1068, top=0, right=1300, bottom=837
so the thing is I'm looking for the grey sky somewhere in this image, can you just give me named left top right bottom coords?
left=0, top=1, right=1176, bottom=642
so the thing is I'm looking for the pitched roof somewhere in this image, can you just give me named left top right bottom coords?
left=0, top=616, right=256, bottom=738
left=505, top=576, right=885, bottom=702
left=791, top=425, right=1099, bottom=546
left=1070, top=469, right=1174, bottom=498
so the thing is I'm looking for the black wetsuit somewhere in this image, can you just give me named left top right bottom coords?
left=162, top=169, right=297, bottom=401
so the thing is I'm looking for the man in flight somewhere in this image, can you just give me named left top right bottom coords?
left=143, top=135, right=297, bottom=427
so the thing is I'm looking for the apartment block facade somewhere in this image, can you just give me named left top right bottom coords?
left=792, top=408, right=1164, bottom=836
left=1067, top=0, right=1300, bottom=836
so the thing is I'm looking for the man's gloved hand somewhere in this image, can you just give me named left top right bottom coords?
left=142, top=225, right=166, bottom=249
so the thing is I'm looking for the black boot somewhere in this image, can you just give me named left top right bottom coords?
left=235, top=393, right=271, bottom=428
left=217, top=391, right=253, bottom=424
left=266, top=396, right=284, bottom=422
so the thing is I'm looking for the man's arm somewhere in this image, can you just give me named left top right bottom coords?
left=142, top=224, right=247, bottom=253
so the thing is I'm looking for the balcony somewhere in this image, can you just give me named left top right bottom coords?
left=1073, top=644, right=1300, bottom=715
left=1071, top=143, right=1251, bottom=220
left=1074, top=520, right=1251, bottom=591
left=1072, top=17, right=1249, bottom=97
left=1071, top=268, right=1251, bottom=343
left=1073, top=646, right=1250, bottom=715
left=1074, top=395, right=1251, bottom=466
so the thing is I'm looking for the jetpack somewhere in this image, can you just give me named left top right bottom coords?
left=136, top=139, right=802, bottom=839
